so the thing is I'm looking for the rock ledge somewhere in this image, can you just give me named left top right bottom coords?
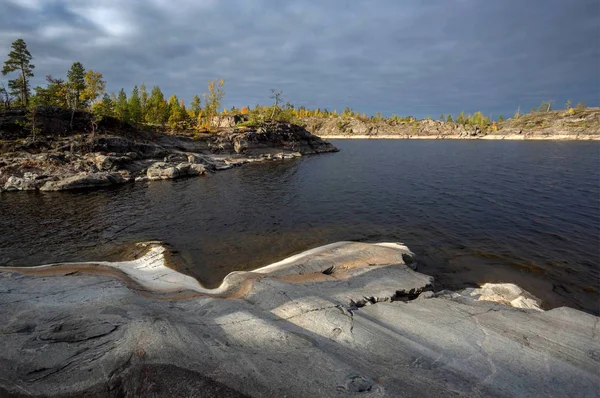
left=1, top=242, right=598, bottom=397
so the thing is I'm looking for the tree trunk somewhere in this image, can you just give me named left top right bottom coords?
left=20, top=61, right=27, bottom=106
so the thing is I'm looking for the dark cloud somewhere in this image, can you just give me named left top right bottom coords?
left=1, top=0, right=598, bottom=117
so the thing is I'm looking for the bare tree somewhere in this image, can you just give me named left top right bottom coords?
left=0, top=82, right=13, bottom=109
left=269, top=89, right=283, bottom=120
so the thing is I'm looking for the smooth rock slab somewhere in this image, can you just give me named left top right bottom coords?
left=39, top=172, right=126, bottom=191
left=0, top=242, right=598, bottom=397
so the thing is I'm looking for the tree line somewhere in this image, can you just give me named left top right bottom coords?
left=1, top=39, right=226, bottom=130
left=1, top=38, right=591, bottom=133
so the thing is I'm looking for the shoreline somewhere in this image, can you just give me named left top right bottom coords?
left=0, top=121, right=339, bottom=193
left=320, top=134, right=600, bottom=140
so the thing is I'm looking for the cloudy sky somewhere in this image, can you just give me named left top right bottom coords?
left=1, top=0, right=599, bottom=118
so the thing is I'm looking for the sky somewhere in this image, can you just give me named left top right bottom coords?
left=1, top=0, right=599, bottom=118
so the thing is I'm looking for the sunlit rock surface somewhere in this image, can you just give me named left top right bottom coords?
left=0, top=242, right=598, bottom=397
left=457, top=283, right=544, bottom=311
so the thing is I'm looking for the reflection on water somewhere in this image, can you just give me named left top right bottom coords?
left=1, top=140, right=599, bottom=314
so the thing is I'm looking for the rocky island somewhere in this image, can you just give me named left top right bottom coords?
left=0, top=107, right=337, bottom=193
left=304, top=107, right=600, bottom=140
left=1, top=241, right=598, bottom=397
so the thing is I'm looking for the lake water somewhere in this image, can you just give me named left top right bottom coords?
left=1, top=140, right=599, bottom=314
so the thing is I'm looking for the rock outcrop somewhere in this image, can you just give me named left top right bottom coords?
left=1, top=241, right=597, bottom=397
left=0, top=109, right=337, bottom=193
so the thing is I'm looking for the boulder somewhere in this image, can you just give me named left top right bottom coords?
left=210, top=114, right=248, bottom=128
left=187, top=163, right=206, bottom=176
left=94, top=154, right=132, bottom=171
left=146, top=162, right=180, bottom=180
left=146, top=162, right=206, bottom=181
left=3, top=176, right=25, bottom=191
left=233, top=136, right=248, bottom=153
left=3, top=173, right=47, bottom=191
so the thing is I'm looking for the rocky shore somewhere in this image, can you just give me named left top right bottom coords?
left=305, top=107, right=600, bottom=140
left=0, top=107, right=337, bottom=193
left=0, top=241, right=598, bottom=397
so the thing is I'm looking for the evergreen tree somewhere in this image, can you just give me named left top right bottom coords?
left=128, top=85, right=142, bottom=124
left=139, top=83, right=148, bottom=120
left=446, top=114, right=454, bottom=123
left=146, top=86, right=167, bottom=125
left=456, top=111, right=466, bottom=125
left=167, top=94, right=184, bottom=128
left=498, top=115, right=504, bottom=122
left=114, top=88, right=129, bottom=122
left=440, top=114, right=445, bottom=121
left=190, top=94, right=201, bottom=118
left=95, top=93, right=114, bottom=117
left=43, top=75, right=68, bottom=107
left=66, top=62, right=86, bottom=110
left=2, top=39, right=35, bottom=106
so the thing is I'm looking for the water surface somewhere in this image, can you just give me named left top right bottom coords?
left=1, top=140, right=598, bottom=314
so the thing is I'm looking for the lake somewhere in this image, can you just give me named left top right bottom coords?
left=1, top=140, right=598, bottom=314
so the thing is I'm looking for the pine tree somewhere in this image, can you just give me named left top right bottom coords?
left=446, top=114, right=454, bottom=123
left=66, top=62, right=86, bottom=110
left=94, top=93, right=114, bottom=117
left=167, top=94, right=183, bottom=128
left=128, top=85, right=142, bottom=124
left=146, top=86, right=167, bottom=125
left=178, top=99, right=188, bottom=121
left=498, top=115, right=504, bottom=122
left=190, top=94, right=201, bottom=118
left=2, top=39, right=35, bottom=106
left=41, top=75, right=68, bottom=107
left=114, top=88, right=129, bottom=122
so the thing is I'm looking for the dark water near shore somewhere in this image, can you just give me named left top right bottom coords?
left=1, top=140, right=599, bottom=314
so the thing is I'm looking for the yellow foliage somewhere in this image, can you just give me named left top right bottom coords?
left=81, top=69, right=106, bottom=106
left=568, top=108, right=575, bottom=115
left=241, top=107, right=249, bottom=115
